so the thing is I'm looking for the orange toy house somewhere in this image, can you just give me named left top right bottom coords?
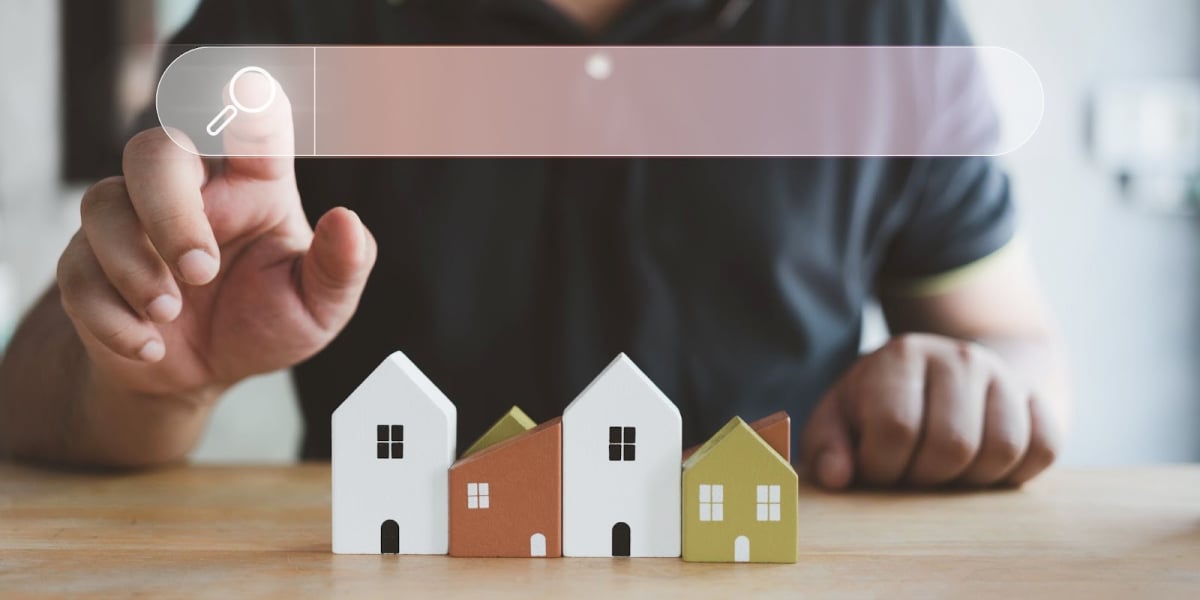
left=449, top=418, right=563, bottom=558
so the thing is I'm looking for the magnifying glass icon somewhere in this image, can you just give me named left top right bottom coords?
left=205, top=66, right=278, bottom=137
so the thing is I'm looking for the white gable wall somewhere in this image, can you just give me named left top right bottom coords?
left=562, top=355, right=682, bottom=557
left=332, top=352, right=456, bottom=554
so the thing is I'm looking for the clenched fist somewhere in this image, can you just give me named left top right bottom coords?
left=56, top=70, right=376, bottom=399
left=801, top=333, right=1064, bottom=489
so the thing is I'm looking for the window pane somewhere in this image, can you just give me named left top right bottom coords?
left=479, top=495, right=489, bottom=509
left=392, top=424, right=404, bottom=441
left=699, top=485, right=711, bottom=502
left=377, top=424, right=388, bottom=442
left=769, top=504, right=781, bottom=522
left=769, top=485, right=780, bottom=502
left=468, top=483, right=478, bottom=495
left=757, top=504, right=768, bottom=521
left=479, top=483, right=489, bottom=495
left=609, top=444, right=622, bottom=461
left=757, top=485, right=768, bottom=502
left=468, top=496, right=478, bottom=509
left=699, top=504, right=711, bottom=521
left=712, top=504, right=723, bottom=521
left=712, top=485, right=723, bottom=502
left=377, top=442, right=389, bottom=459
left=624, top=427, right=636, bottom=443
left=624, top=444, right=636, bottom=461
left=609, top=426, right=622, bottom=443
left=392, top=442, right=404, bottom=459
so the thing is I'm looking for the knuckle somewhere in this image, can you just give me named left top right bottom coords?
left=1026, top=438, right=1060, bottom=470
left=91, top=318, right=148, bottom=357
left=956, top=339, right=981, bottom=366
left=123, top=128, right=171, bottom=165
left=934, top=431, right=978, bottom=465
left=989, top=436, right=1026, bottom=467
left=79, top=177, right=127, bottom=221
left=107, top=261, right=161, bottom=300
left=55, top=241, right=88, bottom=298
left=887, top=334, right=921, bottom=359
left=872, top=409, right=920, bottom=446
left=146, top=207, right=191, bottom=230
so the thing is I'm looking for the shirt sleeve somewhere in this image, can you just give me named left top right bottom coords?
left=875, top=0, right=1019, bottom=292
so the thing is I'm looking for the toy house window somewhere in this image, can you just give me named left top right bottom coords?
left=608, top=426, right=636, bottom=461
left=377, top=424, right=403, bottom=459
left=467, top=483, right=490, bottom=509
left=698, top=484, right=724, bottom=521
left=756, top=484, right=781, bottom=522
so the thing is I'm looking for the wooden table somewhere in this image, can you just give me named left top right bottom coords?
left=1, top=464, right=1197, bottom=598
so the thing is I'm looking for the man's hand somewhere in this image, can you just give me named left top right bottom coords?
left=800, top=333, right=1064, bottom=490
left=57, top=72, right=376, bottom=401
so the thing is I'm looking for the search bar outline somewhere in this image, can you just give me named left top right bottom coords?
left=155, top=45, right=1044, bottom=158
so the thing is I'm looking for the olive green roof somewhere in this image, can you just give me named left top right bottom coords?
left=461, top=405, right=537, bottom=457
left=683, top=416, right=789, bottom=470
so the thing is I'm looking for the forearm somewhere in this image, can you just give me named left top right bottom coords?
left=0, top=287, right=216, bottom=467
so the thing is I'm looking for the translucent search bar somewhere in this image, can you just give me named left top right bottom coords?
left=155, top=45, right=1043, bottom=157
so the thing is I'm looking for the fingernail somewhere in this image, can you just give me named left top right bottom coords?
left=145, top=294, right=182, bottom=323
left=138, top=340, right=165, bottom=363
left=178, top=249, right=218, bottom=285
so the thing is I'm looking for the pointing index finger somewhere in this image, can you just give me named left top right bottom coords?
left=220, top=66, right=296, bottom=181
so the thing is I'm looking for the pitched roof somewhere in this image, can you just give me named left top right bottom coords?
left=333, top=351, right=456, bottom=419
left=562, top=353, right=680, bottom=419
left=682, top=416, right=790, bottom=471
left=452, top=418, right=562, bottom=469
left=681, top=411, right=791, bottom=462
left=462, top=406, right=537, bottom=457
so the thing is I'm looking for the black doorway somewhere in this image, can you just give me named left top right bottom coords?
left=381, top=519, right=399, bottom=554
left=611, top=522, right=631, bottom=557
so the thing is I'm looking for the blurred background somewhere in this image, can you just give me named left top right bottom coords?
left=0, top=0, right=1197, bottom=464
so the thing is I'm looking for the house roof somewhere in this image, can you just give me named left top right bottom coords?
left=682, top=416, right=791, bottom=472
left=332, top=351, right=456, bottom=419
left=461, top=406, right=537, bottom=458
left=451, top=417, right=562, bottom=470
left=681, top=410, right=791, bottom=462
left=562, top=353, right=680, bottom=420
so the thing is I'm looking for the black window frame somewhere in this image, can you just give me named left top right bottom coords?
left=377, top=424, right=404, bottom=459
left=608, top=426, right=636, bottom=461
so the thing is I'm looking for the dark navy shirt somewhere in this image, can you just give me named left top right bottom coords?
left=167, top=0, right=1016, bottom=459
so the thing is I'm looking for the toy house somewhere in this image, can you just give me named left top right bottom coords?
left=449, top=408, right=562, bottom=558
left=682, top=411, right=792, bottom=462
left=331, top=351, right=457, bottom=555
left=562, top=353, right=682, bottom=557
left=460, top=405, right=537, bottom=457
left=681, top=417, right=798, bottom=563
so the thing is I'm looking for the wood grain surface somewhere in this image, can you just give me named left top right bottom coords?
left=1, top=463, right=1197, bottom=598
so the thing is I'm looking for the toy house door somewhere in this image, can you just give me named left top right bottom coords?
left=530, top=533, right=547, bottom=557
left=612, top=522, right=631, bottom=557
left=734, top=536, right=750, bottom=562
left=381, top=520, right=399, bottom=554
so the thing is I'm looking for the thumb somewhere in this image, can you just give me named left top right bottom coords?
left=298, top=208, right=376, bottom=331
left=800, top=390, right=856, bottom=490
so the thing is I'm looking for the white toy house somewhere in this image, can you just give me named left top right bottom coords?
left=331, top=351, right=457, bottom=554
left=562, top=354, right=682, bottom=557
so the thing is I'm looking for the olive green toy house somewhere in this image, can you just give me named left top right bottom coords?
left=681, top=417, right=798, bottom=563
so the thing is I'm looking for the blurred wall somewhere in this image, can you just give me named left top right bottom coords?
left=0, top=0, right=1196, bottom=464
left=960, top=0, right=1200, bottom=463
